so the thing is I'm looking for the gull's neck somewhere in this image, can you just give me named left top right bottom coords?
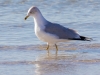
left=33, top=11, right=48, bottom=27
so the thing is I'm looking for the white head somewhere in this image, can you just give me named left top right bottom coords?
left=25, top=6, right=47, bottom=27
left=25, top=6, right=40, bottom=20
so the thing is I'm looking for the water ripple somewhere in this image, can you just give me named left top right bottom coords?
left=0, top=43, right=100, bottom=50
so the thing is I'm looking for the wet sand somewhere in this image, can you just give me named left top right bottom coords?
left=0, top=43, right=100, bottom=75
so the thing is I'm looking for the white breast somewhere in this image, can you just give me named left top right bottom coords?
left=35, top=25, right=60, bottom=44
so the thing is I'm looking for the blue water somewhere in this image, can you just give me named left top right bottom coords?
left=0, top=0, right=100, bottom=75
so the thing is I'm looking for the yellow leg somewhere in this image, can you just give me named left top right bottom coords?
left=46, top=44, right=49, bottom=55
left=55, top=44, right=58, bottom=55
left=46, top=44, right=49, bottom=50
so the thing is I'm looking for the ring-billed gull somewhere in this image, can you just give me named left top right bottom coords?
left=25, top=6, right=92, bottom=52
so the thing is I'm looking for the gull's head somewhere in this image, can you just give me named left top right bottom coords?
left=25, top=6, right=39, bottom=20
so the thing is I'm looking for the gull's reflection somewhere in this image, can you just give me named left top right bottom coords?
left=35, top=53, right=77, bottom=75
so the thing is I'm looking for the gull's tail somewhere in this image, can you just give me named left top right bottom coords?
left=79, top=36, right=92, bottom=41
left=69, top=36, right=92, bottom=41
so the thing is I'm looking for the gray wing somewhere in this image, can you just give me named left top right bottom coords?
left=44, top=22, right=80, bottom=39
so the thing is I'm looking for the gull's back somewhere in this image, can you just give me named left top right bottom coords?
left=44, top=22, right=80, bottom=39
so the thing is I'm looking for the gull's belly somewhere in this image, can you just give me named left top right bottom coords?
left=35, top=29, right=59, bottom=43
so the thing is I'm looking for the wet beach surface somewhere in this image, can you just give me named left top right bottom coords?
left=0, top=0, right=100, bottom=75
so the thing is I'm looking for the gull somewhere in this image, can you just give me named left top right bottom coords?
left=25, top=6, right=92, bottom=53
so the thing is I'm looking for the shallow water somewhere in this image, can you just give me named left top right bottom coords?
left=0, top=0, right=100, bottom=75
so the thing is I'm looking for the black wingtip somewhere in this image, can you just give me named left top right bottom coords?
left=68, top=36, right=93, bottom=41
left=80, top=36, right=93, bottom=41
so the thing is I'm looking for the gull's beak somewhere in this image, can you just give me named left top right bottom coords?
left=24, top=15, right=29, bottom=20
